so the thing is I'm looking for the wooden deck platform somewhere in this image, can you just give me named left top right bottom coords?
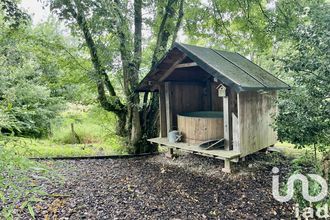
left=148, top=138, right=240, bottom=160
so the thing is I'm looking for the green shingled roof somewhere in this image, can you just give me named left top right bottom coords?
left=137, top=43, right=290, bottom=92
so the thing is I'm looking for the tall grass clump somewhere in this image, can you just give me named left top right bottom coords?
left=50, top=104, right=127, bottom=155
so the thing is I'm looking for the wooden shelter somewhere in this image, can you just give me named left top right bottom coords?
left=137, top=43, right=290, bottom=172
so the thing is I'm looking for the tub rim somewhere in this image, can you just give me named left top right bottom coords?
left=178, top=111, right=224, bottom=119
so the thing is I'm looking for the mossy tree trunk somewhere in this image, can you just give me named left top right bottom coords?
left=68, top=0, right=127, bottom=135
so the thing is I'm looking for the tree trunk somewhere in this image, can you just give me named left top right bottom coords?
left=70, top=0, right=127, bottom=135
left=113, top=0, right=143, bottom=149
left=130, top=0, right=142, bottom=148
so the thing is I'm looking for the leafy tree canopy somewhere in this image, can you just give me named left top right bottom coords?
left=0, top=6, right=95, bottom=137
left=275, top=3, right=330, bottom=152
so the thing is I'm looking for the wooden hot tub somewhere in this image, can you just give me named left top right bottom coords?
left=177, top=111, right=224, bottom=144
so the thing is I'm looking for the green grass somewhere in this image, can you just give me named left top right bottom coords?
left=2, top=137, right=114, bottom=157
left=275, top=141, right=302, bottom=157
left=275, top=141, right=325, bottom=159
left=2, top=104, right=128, bottom=158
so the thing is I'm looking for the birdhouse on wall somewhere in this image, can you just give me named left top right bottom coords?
left=216, top=84, right=226, bottom=97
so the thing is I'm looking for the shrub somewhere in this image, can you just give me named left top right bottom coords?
left=0, top=16, right=63, bottom=138
left=0, top=136, right=58, bottom=219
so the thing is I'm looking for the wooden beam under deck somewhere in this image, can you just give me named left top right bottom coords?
left=148, top=137, right=240, bottom=160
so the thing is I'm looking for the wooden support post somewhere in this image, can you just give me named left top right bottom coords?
left=223, top=96, right=229, bottom=150
left=232, top=112, right=240, bottom=152
left=229, top=91, right=236, bottom=151
left=159, top=83, right=167, bottom=137
left=164, top=82, right=174, bottom=158
left=222, top=159, right=231, bottom=173
left=165, top=148, right=174, bottom=158
left=165, top=82, right=173, bottom=133
left=223, top=92, right=232, bottom=150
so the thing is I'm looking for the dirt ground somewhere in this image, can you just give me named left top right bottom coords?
left=18, top=152, right=294, bottom=219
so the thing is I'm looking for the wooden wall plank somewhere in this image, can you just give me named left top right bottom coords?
left=238, top=91, right=277, bottom=157
left=203, top=80, right=211, bottom=110
left=170, top=82, right=205, bottom=129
